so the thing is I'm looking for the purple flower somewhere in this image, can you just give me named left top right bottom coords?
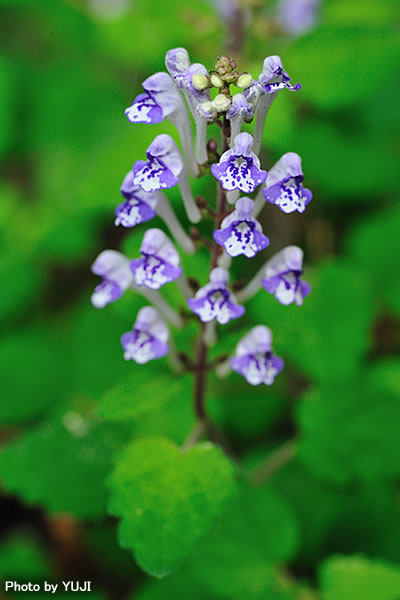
left=90, top=250, right=134, bottom=308
left=277, top=0, right=320, bottom=36
left=258, top=55, right=301, bottom=93
left=226, top=93, right=253, bottom=122
left=263, top=152, right=312, bottom=214
left=124, top=72, right=184, bottom=124
left=130, top=228, right=182, bottom=290
left=165, top=48, right=210, bottom=104
left=187, top=267, right=245, bottom=324
left=213, top=197, right=269, bottom=258
left=231, top=325, right=284, bottom=386
left=132, top=134, right=183, bottom=193
left=262, top=246, right=311, bottom=306
left=115, top=170, right=159, bottom=227
left=244, top=55, right=300, bottom=106
left=165, top=47, right=191, bottom=78
left=211, top=132, right=267, bottom=193
left=121, top=306, right=169, bottom=364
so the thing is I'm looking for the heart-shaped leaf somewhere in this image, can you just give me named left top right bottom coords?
left=108, top=437, right=236, bottom=576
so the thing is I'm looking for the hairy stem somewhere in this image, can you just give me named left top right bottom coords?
left=191, top=116, right=230, bottom=432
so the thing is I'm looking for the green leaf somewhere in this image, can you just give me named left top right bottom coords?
left=0, top=418, right=131, bottom=519
left=286, top=26, right=400, bottom=109
left=208, top=377, right=287, bottom=440
left=282, top=118, right=399, bottom=200
left=98, top=370, right=192, bottom=421
left=0, top=535, right=50, bottom=581
left=346, top=205, right=400, bottom=313
left=319, top=555, right=400, bottom=600
left=269, top=459, right=400, bottom=569
left=108, top=437, right=236, bottom=576
left=297, top=380, right=400, bottom=485
left=0, top=329, right=62, bottom=424
left=134, top=569, right=220, bottom=600
left=188, top=483, right=299, bottom=599
left=366, top=359, right=400, bottom=397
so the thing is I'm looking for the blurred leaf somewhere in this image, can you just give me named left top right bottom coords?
left=93, top=0, right=219, bottom=69
left=269, top=459, right=400, bottom=569
left=0, top=418, right=131, bottom=519
left=346, top=205, right=400, bottom=313
left=98, top=370, right=191, bottom=421
left=108, top=437, right=236, bottom=576
left=134, top=568, right=220, bottom=600
left=130, top=393, right=195, bottom=445
left=0, top=535, right=50, bottom=581
left=188, top=482, right=299, bottom=599
left=286, top=26, right=400, bottom=109
left=366, top=359, right=400, bottom=397
left=208, top=378, right=287, bottom=440
left=0, top=55, right=19, bottom=154
left=324, top=0, right=399, bottom=27
left=0, top=260, right=43, bottom=326
left=84, top=523, right=138, bottom=580
left=284, top=118, right=399, bottom=200
left=319, top=555, right=400, bottom=600
left=297, top=380, right=400, bottom=485
left=0, top=328, right=62, bottom=424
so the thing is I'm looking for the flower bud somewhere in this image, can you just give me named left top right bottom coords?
left=214, top=56, right=236, bottom=75
left=212, top=94, right=232, bottom=112
left=197, top=100, right=217, bottom=120
left=237, top=73, right=253, bottom=90
left=210, top=73, right=224, bottom=88
left=223, top=71, right=238, bottom=84
left=192, top=73, right=209, bottom=91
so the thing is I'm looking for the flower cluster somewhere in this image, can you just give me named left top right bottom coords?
left=90, top=48, right=312, bottom=389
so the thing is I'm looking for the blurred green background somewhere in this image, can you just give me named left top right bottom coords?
left=0, top=0, right=399, bottom=598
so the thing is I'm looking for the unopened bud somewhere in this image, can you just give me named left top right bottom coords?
left=195, top=196, right=207, bottom=208
left=197, top=100, right=217, bottom=120
left=210, top=73, right=224, bottom=88
left=207, top=139, right=218, bottom=154
left=223, top=71, right=238, bottom=84
left=212, top=94, right=232, bottom=112
left=192, top=73, right=209, bottom=91
left=237, top=73, right=253, bottom=90
left=189, top=227, right=201, bottom=241
left=215, top=56, right=236, bottom=75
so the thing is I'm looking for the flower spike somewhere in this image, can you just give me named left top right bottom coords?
left=211, top=132, right=267, bottom=193
left=262, top=246, right=311, bottom=306
left=231, top=325, right=284, bottom=386
left=263, top=152, right=312, bottom=214
left=121, top=306, right=169, bottom=364
left=90, top=250, right=134, bottom=308
left=187, top=267, right=245, bottom=325
left=213, top=197, right=269, bottom=258
left=130, top=228, right=182, bottom=290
